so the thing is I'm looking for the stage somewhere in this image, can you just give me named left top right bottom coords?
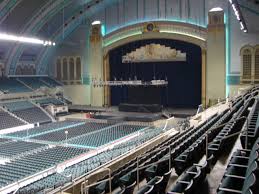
left=68, top=105, right=197, bottom=122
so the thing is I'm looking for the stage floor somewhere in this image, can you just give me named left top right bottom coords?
left=68, top=105, right=197, bottom=120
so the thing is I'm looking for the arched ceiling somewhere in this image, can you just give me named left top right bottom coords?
left=0, top=0, right=120, bottom=74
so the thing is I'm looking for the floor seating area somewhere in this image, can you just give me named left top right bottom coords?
left=68, top=124, right=144, bottom=148
left=2, top=100, right=52, bottom=124
left=16, top=126, right=163, bottom=194
left=0, top=110, right=26, bottom=130
left=32, top=122, right=112, bottom=142
left=0, top=140, right=46, bottom=159
left=0, top=146, right=87, bottom=188
left=4, top=120, right=82, bottom=139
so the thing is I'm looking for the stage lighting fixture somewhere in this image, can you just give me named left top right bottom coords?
left=228, top=0, right=248, bottom=32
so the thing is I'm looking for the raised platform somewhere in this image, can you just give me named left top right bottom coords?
left=119, top=103, right=162, bottom=113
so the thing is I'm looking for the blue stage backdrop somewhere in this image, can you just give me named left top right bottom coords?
left=109, top=39, right=201, bottom=108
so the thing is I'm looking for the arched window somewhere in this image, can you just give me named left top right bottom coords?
left=69, top=57, right=75, bottom=81
left=63, top=58, right=68, bottom=81
left=56, top=58, right=62, bottom=80
left=255, top=46, right=259, bottom=81
left=76, top=57, right=81, bottom=81
left=241, top=46, right=253, bottom=82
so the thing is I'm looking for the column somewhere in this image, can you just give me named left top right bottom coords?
left=89, top=22, right=104, bottom=106
left=207, top=9, right=226, bottom=106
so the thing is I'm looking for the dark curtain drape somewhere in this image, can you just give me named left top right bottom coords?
left=109, top=39, right=201, bottom=108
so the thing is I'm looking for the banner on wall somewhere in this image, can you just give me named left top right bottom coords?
left=122, top=43, right=186, bottom=63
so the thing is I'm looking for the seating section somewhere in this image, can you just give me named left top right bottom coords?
left=0, top=78, right=32, bottom=93
left=68, top=124, right=144, bottom=147
left=0, top=146, right=87, bottom=188
left=3, top=101, right=52, bottom=124
left=34, top=97, right=65, bottom=106
left=16, top=126, right=163, bottom=194
left=0, top=141, right=46, bottom=159
left=0, top=110, right=26, bottom=129
left=4, top=121, right=83, bottom=138
left=88, top=91, right=254, bottom=194
left=18, top=77, right=49, bottom=89
left=32, top=122, right=112, bottom=142
left=240, top=100, right=259, bottom=149
left=40, top=77, right=63, bottom=87
left=0, top=77, right=62, bottom=94
left=217, top=137, right=259, bottom=194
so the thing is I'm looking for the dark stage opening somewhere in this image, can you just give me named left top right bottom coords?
left=109, top=39, right=202, bottom=108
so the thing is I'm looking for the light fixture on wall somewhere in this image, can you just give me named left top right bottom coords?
left=228, top=0, right=248, bottom=33
left=92, top=20, right=101, bottom=25
left=0, top=32, right=56, bottom=46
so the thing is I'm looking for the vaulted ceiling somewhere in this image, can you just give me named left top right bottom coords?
left=0, top=0, right=120, bottom=74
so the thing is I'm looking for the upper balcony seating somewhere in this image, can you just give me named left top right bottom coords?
left=217, top=137, right=259, bottom=194
left=0, top=78, right=32, bottom=93
left=0, top=110, right=26, bottom=130
left=18, top=77, right=49, bottom=90
left=40, top=77, right=62, bottom=87
left=34, top=98, right=65, bottom=106
left=2, top=101, right=52, bottom=124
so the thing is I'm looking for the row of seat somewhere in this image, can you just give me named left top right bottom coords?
left=217, top=137, right=259, bottom=194
left=5, top=120, right=83, bottom=138
left=16, top=127, right=163, bottom=193
left=0, top=78, right=32, bottom=93
left=88, top=112, right=225, bottom=194
left=0, top=110, right=26, bottom=130
left=0, top=140, right=46, bottom=159
left=0, top=146, right=87, bottom=188
left=32, top=122, right=112, bottom=142
left=241, top=99, right=259, bottom=149
left=68, top=124, right=144, bottom=147
left=111, top=92, right=254, bottom=194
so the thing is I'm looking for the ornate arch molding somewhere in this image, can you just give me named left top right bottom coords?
left=102, top=21, right=207, bottom=106
left=103, top=21, right=207, bottom=54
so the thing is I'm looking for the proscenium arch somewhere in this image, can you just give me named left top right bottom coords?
left=102, top=21, right=207, bottom=106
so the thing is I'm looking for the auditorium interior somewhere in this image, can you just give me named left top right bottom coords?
left=0, top=0, right=259, bottom=194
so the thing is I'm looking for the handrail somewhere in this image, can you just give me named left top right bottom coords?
left=81, top=167, right=111, bottom=194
